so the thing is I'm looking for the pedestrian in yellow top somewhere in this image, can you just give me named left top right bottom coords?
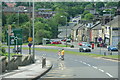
left=58, top=49, right=61, bottom=59
left=61, top=49, right=64, bottom=60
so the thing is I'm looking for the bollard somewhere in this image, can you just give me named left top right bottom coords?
left=104, top=52, right=106, bottom=56
left=42, top=57, right=46, bottom=68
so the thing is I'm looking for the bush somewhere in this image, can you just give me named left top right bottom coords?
left=0, top=42, right=6, bottom=56
left=0, top=51, right=3, bottom=56
left=70, top=45, right=74, bottom=48
left=2, top=47, right=6, bottom=53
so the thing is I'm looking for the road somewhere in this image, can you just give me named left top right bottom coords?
left=5, top=45, right=118, bottom=79
left=20, top=48, right=118, bottom=79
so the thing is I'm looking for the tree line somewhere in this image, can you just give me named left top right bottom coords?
left=2, top=2, right=118, bottom=44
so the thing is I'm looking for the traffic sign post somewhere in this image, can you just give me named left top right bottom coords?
left=28, top=37, right=33, bottom=42
left=7, top=29, right=23, bottom=45
left=28, top=43, right=32, bottom=54
left=98, top=37, right=102, bottom=42
left=6, top=28, right=23, bottom=54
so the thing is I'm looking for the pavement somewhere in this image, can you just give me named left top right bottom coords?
left=0, top=57, right=52, bottom=80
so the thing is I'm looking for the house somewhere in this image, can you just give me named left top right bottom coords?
left=77, top=24, right=88, bottom=42
left=5, top=2, right=16, bottom=7
left=105, top=15, right=120, bottom=46
left=91, top=22, right=103, bottom=43
left=37, top=8, right=56, bottom=19
left=3, top=7, right=56, bottom=19
left=71, top=24, right=83, bottom=41
left=3, top=6, right=33, bottom=18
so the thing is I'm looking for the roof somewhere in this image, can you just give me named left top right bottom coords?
left=72, top=24, right=83, bottom=30
left=106, top=16, right=119, bottom=28
left=91, top=21, right=102, bottom=30
left=3, top=7, right=32, bottom=13
left=78, top=24, right=86, bottom=30
left=38, top=8, right=52, bottom=11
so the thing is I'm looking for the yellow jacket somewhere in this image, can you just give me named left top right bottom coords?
left=61, top=50, right=64, bottom=55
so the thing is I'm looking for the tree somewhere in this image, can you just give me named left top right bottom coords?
left=2, top=12, right=6, bottom=26
left=35, top=29, right=51, bottom=44
left=34, top=21, right=52, bottom=43
left=81, top=10, right=90, bottom=19
left=84, top=13, right=94, bottom=21
left=21, top=22, right=31, bottom=42
left=6, top=13, right=29, bottom=25
left=47, top=17, right=59, bottom=38
left=95, top=2, right=104, bottom=8
left=85, top=3, right=94, bottom=10
left=106, top=2, right=118, bottom=7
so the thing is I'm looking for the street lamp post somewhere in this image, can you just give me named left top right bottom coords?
left=103, top=10, right=112, bottom=46
left=109, top=11, right=112, bottom=46
left=32, top=0, right=35, bottom=62
left=61, top=16, right=67, bottom=47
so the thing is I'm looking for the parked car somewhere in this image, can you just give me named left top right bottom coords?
left=61, top=39, right=66, bottom=42
left=84, top=43, right=91, bottom=47
left=66, top=39, right=71, bottom=42
left=61, top=38, right=71, bottom=42
left=78, top=42, right=87, bottom=46
left=78, top=42, right=91, bottom=47
left=108, top=45, right=118, bottom=51
left=51, top=41, right=62, bottom=44
left=97, top=43, right=107, bottom=47
left=79, top=46, right=91, bottom=52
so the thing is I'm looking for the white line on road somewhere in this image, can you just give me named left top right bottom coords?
left=82, top=62, right=87, bottom=65
left=106, top=72, right=113, bottom=78
left=98, top=69, right=104, bottom=72
left=92, top=66, right=98, bottom=69
left=69, top=58, right=114, bottom=78
left=87, top=64, right=91, bottom=67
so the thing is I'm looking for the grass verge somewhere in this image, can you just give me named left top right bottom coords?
left=0, top=52, right=22, bottom=57
left=22, top=47, right=119, bottom=59
left=45, top=44, right=71, bottom=47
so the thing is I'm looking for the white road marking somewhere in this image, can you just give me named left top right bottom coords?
left=83, top=62, right=87, bottom=65
left=98, top=69, right=104, bottom=72
left=92, top=66, right=98, bottom=69
left=70, top=59, right=114, bottom=78
left=87, top=64, right=91, bottom=67
left=106, top=72, right=113, bottom=78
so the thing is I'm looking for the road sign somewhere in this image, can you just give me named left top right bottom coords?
left=7, top=28, right=23, bottom=45
left=28, top=37, right=33, bottom=42
left=98, top=37, right=102, bottom=42
left=28, top=43, right=32, bottom=47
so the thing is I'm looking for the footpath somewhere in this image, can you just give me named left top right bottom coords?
left=0, top=57, right=52, bottom=80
